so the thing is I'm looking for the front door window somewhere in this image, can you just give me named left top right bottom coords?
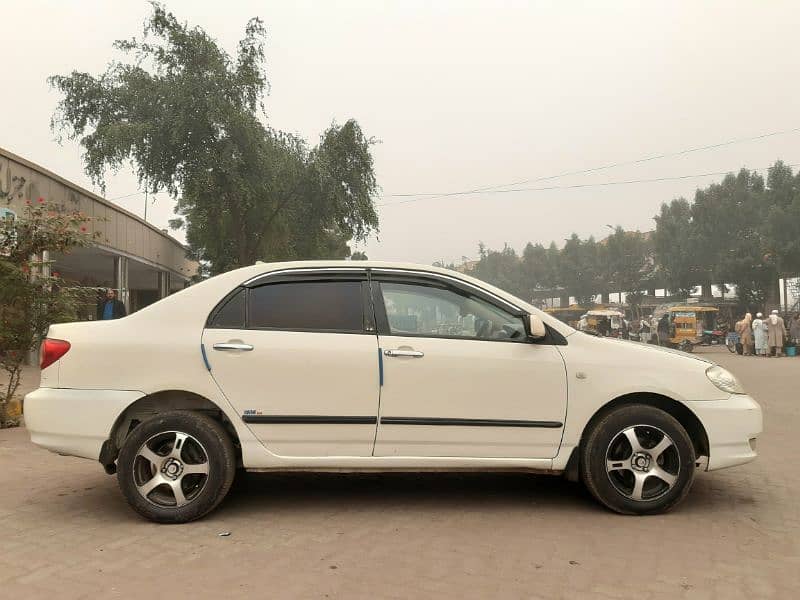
left=380, top=282, right=526, bottom=341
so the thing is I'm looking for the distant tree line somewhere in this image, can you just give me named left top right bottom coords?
left=454, top=161, right=800, bottom=311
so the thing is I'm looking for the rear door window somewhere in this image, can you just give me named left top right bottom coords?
left=248, top=281, right=364, bottom=332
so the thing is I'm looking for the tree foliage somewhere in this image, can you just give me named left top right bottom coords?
left=0, top=199, right=94, bottom=425
left=472, top=243, right=525, bottom=298
left=652, top=198, right=697, bottom=297
left=559, top=234, right=602, bottom=306
left=50, top=3, right=379, bottom=274
left=602, top=226, right=653, bottom=308
left=521, top=242, right=558, bottom=298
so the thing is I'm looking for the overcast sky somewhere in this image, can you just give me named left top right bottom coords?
left=4, top=0, right=800, bottom=265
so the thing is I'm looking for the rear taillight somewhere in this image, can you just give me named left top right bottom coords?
left=40, top=338, right=71, bottom=370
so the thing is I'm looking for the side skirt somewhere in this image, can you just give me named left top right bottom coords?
left=242, top=456, right=555, bottom=472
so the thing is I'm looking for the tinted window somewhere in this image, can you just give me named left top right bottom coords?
left=249, top=281, right=364, bottom=332
left=209, top=288, right=246, bottom=328
left=380, top=282, right=525, bottom=341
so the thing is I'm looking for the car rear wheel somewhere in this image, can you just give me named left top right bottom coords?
left=581, top=404, right=695, bottom=515
left=117, top=411, right=236, bottom=523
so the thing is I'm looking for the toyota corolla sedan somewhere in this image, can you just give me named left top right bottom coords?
left=24, top=261, right=762, bottom=523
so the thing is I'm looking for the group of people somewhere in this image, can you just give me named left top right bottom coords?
left=584, top=313, right=671, bottom=344
left=735, top=310, right=800, bottom=357
left=578, top=313, right=669, bottom=343
left=641, top=313, right=672, bottom=345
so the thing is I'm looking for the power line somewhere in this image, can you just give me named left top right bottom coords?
left=107, top=190, right=146, bottom=201
left=378, top=162, right=799, bottom=207
left=105, top=125, right=800, bottom=209
left=385, top=126, right=800, bottom=200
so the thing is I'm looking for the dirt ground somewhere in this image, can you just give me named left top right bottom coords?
left=1, top=348, right=797, bottom=599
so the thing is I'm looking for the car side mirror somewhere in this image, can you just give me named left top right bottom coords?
left=526, top=314, right=547, bottom=340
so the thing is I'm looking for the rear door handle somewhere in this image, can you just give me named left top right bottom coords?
left=384, top=349, right=424, bottom=358
left=213, top=343, right=254, bottom=351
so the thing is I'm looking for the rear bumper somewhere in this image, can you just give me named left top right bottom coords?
left=684, top=394, right=762, bottom=471
left=24, top=388, right=144, bottom=460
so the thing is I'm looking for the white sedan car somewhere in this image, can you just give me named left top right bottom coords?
left=25, top=261, right=761, bottom=523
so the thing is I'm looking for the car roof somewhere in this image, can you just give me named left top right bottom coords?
left=241, top=260, right=574, bottom=335
left=130, top=260, right=575, bottom=339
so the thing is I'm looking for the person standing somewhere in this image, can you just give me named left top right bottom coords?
left=597, top=317, right=610, bottom=337
left=736, top=313, right=753, bottom=355
left=639, top=316, right=650, bottom=337
left=767, top=309, right=786, bottom=357
left=96, top=288, right=127, bottom=320
left=752, top=312, right=768, bottom=357
left=790, top=314, right=800, bottom=345
left=657, top=313, right=670, bottom=346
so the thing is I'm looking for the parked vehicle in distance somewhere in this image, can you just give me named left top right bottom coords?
left=543, top=305, right=587, bottom=329
left=700, top=324, right=728, bottom=347
left=25, top=261, right=762, bottom=523
left=584, top=308, right=626, bottom=337
left=655, top=305, right=720, bottom=353
left=727, top=331, right=742, bottom=354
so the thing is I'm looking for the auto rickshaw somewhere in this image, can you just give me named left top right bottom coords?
left=583, top=309, right=626, bottom=337
left=544, top=306, right=588, bottom=329
left=657, top=305, right=719, bottom=352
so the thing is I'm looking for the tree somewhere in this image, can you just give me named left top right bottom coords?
left=653, top=198, right=697, bottom=297
left=686, top=167, right=788, bottom=309
left=559, top=234, right=602, bottom=306
left=602, top=226, right=653, bottom=304
left=50, top=3, right=378, bottom=274
left=0, top=199, right=94, bottom=426
left=521, top=242, right=558, bottom=298
left=763, top=162, right=800, bottom=279
left=544, top=241, right=563, bottom=295
left=472, top=243, right=525, bottom=298
left=350, top=251, right=368, bottom=260
left=692, top=169, right=767, bottom=301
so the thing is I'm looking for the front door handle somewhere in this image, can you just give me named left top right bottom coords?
left=213, top=342, right=254, bottom=351
left=384, top=349, right=424, bottom=358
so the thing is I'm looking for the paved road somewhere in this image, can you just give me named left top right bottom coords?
left=1, top=349, right=797, bottom=599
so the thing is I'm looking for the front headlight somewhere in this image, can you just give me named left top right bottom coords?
left=706, top=365, right=745, bottom=394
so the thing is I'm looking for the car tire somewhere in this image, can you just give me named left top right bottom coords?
left=581, top=404, right=695, bottom=515
left=117, top=410, right=236, bottom=524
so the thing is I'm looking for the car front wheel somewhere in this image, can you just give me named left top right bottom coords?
left=117, top=411, right=236, bottom=523
left=581, top=404, right=695, bottom=515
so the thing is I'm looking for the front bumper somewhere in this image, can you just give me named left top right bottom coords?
left=24, top=388, right=144, bottom=460
left=684, top=394, right=762, bottom=471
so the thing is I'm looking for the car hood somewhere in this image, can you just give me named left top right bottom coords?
left=566, top=331, right=713, bottom=365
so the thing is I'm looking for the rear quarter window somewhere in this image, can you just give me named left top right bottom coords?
left=208, top=287, right=246, bottom=328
